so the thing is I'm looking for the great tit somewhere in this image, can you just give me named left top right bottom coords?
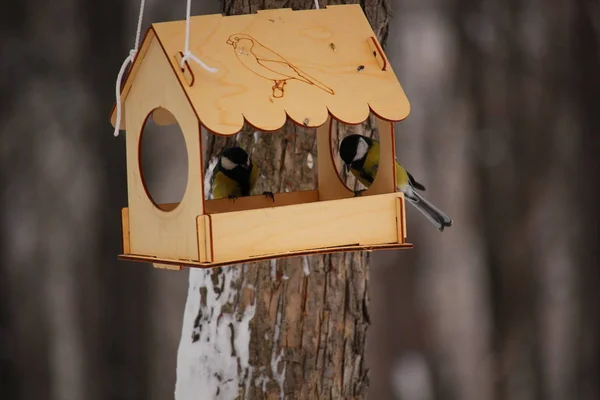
left=211, top=146, right=274, bottom=202
left=339, top=134, right=453, bottom=232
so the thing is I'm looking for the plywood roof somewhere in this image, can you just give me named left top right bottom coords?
left=110, top=4, right=411, bottom=135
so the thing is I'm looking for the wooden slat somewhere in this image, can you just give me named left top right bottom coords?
left=205, top=189, right=319, bottom=214
left=151, top=107, right=178, bottom=126
left=208, top=192, right=403, bottom=263
left=401, top=196, right=407, bottom=240
left=121, top=207, right=131, bottom=254
left=119, top=241, right=413, bottom=269
left=196, top=215, right=213, bottom=262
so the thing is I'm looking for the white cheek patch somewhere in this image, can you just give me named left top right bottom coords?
left=221, top=156, right=237, bottom=171
left=353, top=138, right=368, bottom=162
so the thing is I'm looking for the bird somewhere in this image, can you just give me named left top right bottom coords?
left=211, top=146, right=274, bottom=202
left=339, top=134, right=453, bottom=232
left=225, top=33, right=335, bottom=98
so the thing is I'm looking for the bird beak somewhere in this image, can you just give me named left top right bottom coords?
left=344, top=163, right=350, bottom=173
left=226, top=39, right=234, bottom=45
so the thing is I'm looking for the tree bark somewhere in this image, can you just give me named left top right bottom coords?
left=175, top=1, right=392, bottom=399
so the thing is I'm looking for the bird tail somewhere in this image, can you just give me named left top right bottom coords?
left=405, top=190, right=453, bottom=232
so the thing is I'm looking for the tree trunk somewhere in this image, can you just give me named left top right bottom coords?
left=175, top=1, right=392, bottom=399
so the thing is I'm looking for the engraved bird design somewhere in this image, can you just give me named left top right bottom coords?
left=225, top=33, right=335, bottom=98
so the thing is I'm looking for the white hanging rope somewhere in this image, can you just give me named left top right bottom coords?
left=113, top=0, right=146, bottom=137
left=180, top=0, right=218, bottom=73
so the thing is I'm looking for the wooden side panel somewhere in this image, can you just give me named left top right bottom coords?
left=208, top=192, right=403, bottom=263
left=125, top=38, right=203, bottom=262
left=363, top=117, right=396, bottom=195
left=317, top=117, right=354, bottom=200
left=121, top=207, right=131, bottom=254
left=119, top=240, right=413, bottom=269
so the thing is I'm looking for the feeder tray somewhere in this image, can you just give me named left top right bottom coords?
left=110, top=4, right=413, bottom=270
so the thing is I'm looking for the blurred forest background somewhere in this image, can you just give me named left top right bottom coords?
left=1, top=0, right=598, bottom=399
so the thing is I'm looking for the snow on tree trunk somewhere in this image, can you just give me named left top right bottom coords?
left=175, top=2, right=391, bottom=398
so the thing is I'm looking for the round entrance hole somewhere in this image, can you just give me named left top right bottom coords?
left=139, top=108, right=189, bottom=211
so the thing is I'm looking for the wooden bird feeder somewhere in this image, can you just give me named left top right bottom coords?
left=110, top=4, right=413, bottom=270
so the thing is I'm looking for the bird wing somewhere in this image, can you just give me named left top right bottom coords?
left=349, top=140, right=379, bottom=187
left=362, top=140, right=380, bottom=183
left=211, top=170, right=242, bottom=199
left=407, top=171, right=426, bottom=191
left=350, top=166, right=375, bottom=187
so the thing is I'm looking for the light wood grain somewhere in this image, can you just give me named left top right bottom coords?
left=361, top=116, right=397, bottom=195
left=113, top=5, right=411, bottom=267
left=109, top=28, right=155, bottom=130
left=151, top=107, right=178, bottom=126
left=152, top=263, right=182, bottom=271
left=150, top=190, right=318, bottom=214
left=125, top=37, right=204, bottom=262
left=206, top=189, right=319, bottom=213
left=367, top=36, right=387, bottom=71
left=120, top=240, right=413, bottom=269
left=207, top=192, right=405, bottom=263
left=317, top=117, right=353, bottom=200
left=196, top=215, right=212, bottom=262
left=395, top=196, right=406, bottom=243
left=173, top=52, right=195, bottom=86
left=110, top=4, right=411, bottom=135
left=121, top=207, right=131, bottom=254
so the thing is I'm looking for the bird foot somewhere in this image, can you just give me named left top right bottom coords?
left=263, top=191, right=275, bottom=202
left=353, top=189, right=366, bottom=197
left=228, top=195, right=238, bottom=203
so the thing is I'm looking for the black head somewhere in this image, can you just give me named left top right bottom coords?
left=219, top=147, right=251, bottom=172
left=339, top=134, right=371, bottom=170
